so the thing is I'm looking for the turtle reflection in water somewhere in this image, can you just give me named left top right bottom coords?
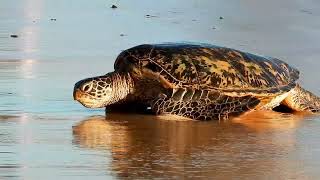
left=73, top=43, right=320, bottom=120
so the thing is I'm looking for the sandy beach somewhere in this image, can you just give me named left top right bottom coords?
left=1, top=0, right=320, bottom=179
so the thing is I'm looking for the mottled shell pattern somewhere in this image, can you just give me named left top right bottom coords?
left=114, top=43, right=299, bottom=95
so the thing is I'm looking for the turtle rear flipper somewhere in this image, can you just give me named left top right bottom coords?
left=282, top=84, right=320, bottom=113
left=151, top=88, right=261, bottom=121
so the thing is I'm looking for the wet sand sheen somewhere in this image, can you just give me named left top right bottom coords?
left=72, top=111, right=318, bottom=179
left=2, top=111, right=320, bottom=179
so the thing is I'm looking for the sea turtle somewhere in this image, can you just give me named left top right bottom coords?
left=73, top=43, right=320, bottom=120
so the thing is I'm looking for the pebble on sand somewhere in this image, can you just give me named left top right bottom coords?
left=10, top=35, right=18, bottom=38
left=111, top=5, right=118, bottom=9
left=145, top=14, right=157, bottom=18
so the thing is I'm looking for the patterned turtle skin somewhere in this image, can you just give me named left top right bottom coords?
left=73, top=43, right=320, bottom=120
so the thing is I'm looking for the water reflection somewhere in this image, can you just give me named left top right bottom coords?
left=0, top=59, right=37, bottom=80
left=232, top=110, right=308, bottom=131
left=23, top=0, right=43, bottom=20
left=21, top=0, right=42, bottom=55
left=73, top=111, right=310, bottom=179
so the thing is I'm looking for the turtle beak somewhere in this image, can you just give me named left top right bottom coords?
left=73, top=90, right=96, bottom=108
left=73, top=79, right=86, bottom=100
left=73, top=89, right=80, bottom=101
left=73, top=82, right=80, bottom=100
left=73, top=86, right=105, bottom=108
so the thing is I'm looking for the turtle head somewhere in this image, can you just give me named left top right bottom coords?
left=73, top=72, right=134, bottom=108
left=73, top=75, right=115, bottom=108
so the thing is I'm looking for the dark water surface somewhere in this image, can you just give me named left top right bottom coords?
left=1, top=0, right=320, bottom=179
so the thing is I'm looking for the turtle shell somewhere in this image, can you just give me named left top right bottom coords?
left=114, top=43, right=299, bottom=95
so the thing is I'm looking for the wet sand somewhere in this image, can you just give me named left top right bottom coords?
left=1, top=0, right=320, bottom=179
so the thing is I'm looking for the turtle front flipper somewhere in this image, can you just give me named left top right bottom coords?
left=106, top=102, right=152, bottom=114
left=282, top=84, right=320, bottom=113
left=151, top=88, right=261, bottom=121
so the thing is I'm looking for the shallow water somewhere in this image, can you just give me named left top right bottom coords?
left=1, top=0, right=320, bottom=179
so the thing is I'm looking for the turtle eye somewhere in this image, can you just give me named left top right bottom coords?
left=81, top=83, right=92, bottom=92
